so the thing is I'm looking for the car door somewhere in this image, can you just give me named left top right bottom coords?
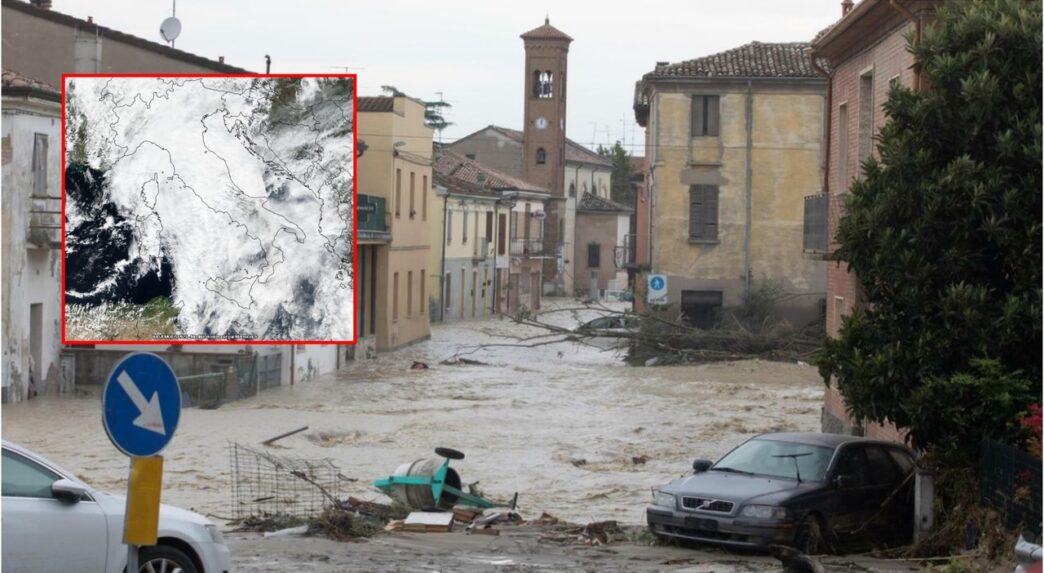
left=1, top=448, right=110, bottom=573
left=829, top=445, right=877, bottom=537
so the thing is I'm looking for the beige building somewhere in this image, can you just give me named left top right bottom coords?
left=634, top=42, right=827, bottom=326
left=356, top=96, right=434, bottom=353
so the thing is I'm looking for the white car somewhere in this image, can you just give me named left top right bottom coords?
left=1, top=440, right=232, bottom=573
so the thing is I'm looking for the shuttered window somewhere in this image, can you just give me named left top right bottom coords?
left=690, top=95, right=720, bottom=137
left=688, top=185, right=719, bottom=242
left=587, top=243, right=601, bottom=268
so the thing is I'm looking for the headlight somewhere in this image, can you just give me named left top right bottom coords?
left=740, top=505, right=788, bottom=520
left=204, top=523, right=224, bottom=544
left=652, top=490, right=676, bottom=508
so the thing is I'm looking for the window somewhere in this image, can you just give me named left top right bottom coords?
left=864, top=446, right=899, bottom=485
left=832, top=296, right=845, bottom=337
left=462, top=210, right=469, bottom=243
left=838, top=103, right=850, bottom=191
left=568, top=182, right=576, bottom=197
left=32, top=134, right=47, bottom=197
left=409, top=172, right=416, bottom=219
left=498, top=213, right=507, bottom=255
left=393, top=272, right=399, bottom=321
left=420, top=269, right=426, bottom=314
left=834, top=446, right=871, bottom=488
left=2, top=450, right=59, bottom=498
left=887, top=449, right=915, bottom=476
left=534, top=70, right=553, bottom=99
left=395, top=169, right=402, bottom=218
left=587, top=243, right=601, bottom=268
left=691, top=95, right=720, bottom=137
left=422, top=175, right=428, bottom=220
left=858, top=71, right=874, bottom=165
left=688, top=185, right=719, bottom=242
left=681, top=290, right=722, bottom=329
left=407, top=271, right=413, bottom=317
left=447, top=210, right=453, bottom=243
left=444, top=273, right=452, bottom=308
left=536, top=148, right=546, bottom=165
left=485, top=212, right=493, bottom=241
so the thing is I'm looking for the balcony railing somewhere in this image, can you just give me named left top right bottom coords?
left=509, top=237, right=544, bottom=257
left=27, top=194, right=61, bottom=249
left=358, top=194, right=388, bottom=234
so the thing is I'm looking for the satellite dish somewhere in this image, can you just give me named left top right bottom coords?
left=160, top=17, right=181, bottom=43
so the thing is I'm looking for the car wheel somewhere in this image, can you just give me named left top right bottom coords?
left=134, top=545, right=199, bottom=573
left=794, top=515, right=826, bottom=555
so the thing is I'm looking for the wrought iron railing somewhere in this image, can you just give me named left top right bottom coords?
left=509, top=237, right=544, bottom=257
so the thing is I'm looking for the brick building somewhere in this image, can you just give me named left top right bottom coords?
left=809, top=0, right=941, bottom=440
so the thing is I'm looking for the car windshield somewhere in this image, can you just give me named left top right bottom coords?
left=713, top=439, right=835, bottom=482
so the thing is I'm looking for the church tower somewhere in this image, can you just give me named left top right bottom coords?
left=521, top=18, right=572, bottom=283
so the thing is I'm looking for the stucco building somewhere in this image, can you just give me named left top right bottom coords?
left=356, top=96, right=434, bottom=353
left=1, top=70, right=63, bottom=402
left=810, top=0, right=941, bottom=440
left=633, top=41, right=827, bottom=327
left=432, top=148, right=550, bottom=316
left=575, top=193, right=632, bottom=296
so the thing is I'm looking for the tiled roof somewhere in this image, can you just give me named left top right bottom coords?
left=434, top=148, right=548, bottom=195
left=642, top=42, right=821, bottom=79
left=577, top=192, right=632, bottom=214
left=1, top=67, right=59, bottom=101
left=2, top=0, right=247, bottom=73
left=520, top=18, right=573, bottom=42
left=483, top=125, right=613, bottom=168
left=357, top=97, right=395, bottom=112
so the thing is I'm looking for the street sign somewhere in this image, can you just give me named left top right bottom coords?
left=648, top=274, right=668, bottom=305
left=103, top=352, right=181, bottom=458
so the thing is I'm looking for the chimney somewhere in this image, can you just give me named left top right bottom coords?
left=842, top=0, right=854, bottom=15
left=87, top=16, right=93, bottom=23
left=218, top=56, right=225, bottom=64
left=30, top=0, right=52, bottom=9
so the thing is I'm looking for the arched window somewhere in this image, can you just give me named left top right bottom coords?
left=582, top=182, right=588, bottom=194
left=534, top=70, right=553, bottom=99
left=568, top=182, right=576, bottom=197
left=536, top=148, right=546, bottom=165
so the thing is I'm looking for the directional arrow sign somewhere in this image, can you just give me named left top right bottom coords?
left=103, top=353, right=181, bottom=457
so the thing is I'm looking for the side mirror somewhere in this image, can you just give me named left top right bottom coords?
left=692, top=459, right=713, bottom=473
left=51, top=479, right=89, bottom=503
left=833, top=474, right=853, bottom=489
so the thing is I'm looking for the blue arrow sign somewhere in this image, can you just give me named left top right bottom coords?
left=103, top=353, right=181, bottom=457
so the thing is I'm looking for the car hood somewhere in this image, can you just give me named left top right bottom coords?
left=93, top=490, right=212, bottom=528
left=663, top=470, right=822, bottom=505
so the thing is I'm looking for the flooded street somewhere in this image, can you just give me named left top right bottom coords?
left=2, top=301, right=823, bottom=526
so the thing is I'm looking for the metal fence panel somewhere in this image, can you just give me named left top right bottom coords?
left=979, top=439, right=1042, bottom=534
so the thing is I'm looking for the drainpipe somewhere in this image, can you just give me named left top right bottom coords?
left=437, top=185, right=449, bottom=321
left=808, top=49, right=832, bottom=196
left=743, top=81, right=753, bottom=299
left=289, top=346, right=295, bottom=386
left=889, top=0, right=924, bottom=92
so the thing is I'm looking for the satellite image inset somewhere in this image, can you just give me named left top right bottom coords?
left=63, top=76, right=355, bottom=342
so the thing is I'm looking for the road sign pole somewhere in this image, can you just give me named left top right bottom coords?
left=126, top=458, right=139, bottom=573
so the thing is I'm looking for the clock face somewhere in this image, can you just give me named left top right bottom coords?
left=535, top=116, right=548, bottom=130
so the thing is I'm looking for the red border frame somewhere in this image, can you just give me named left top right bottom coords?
left=60, top=73, right=358, bottom=346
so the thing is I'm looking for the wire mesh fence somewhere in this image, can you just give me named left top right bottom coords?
left=979, top=439, right=1042, bottom=534
left=228, top=441, right=353, bottom=520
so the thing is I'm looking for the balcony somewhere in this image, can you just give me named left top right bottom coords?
left=509, top=237, right=545, bottom=257
left=358, top=194, right=390, bottom=243
left=472, top=237, right=490, bottom=260
left=27, top=194, right=61, bottom=249
left=615, top=233, right=649, bottom=270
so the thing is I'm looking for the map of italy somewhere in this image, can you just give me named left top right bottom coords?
left=63, top=76, right=355, bottom=342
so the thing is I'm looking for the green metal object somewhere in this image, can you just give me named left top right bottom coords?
left=374, top=448, right=513, bottom=510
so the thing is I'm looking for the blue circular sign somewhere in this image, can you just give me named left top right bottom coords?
left=102, top=352, right=182, bottom=457
left=650, top=276, right=665, bottom=290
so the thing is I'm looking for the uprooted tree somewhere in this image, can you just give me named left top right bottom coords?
left=817, top=0, right=1042, bottom=459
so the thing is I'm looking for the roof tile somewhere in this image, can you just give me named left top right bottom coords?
left=643, top=41, right=822, bottom=79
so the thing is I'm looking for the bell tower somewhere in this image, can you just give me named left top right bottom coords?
left=521, top=17, right=571, bottom=197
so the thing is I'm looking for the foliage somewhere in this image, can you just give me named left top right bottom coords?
left=1018, top=403, right=1042, bottom=458
left=596, top=141, right=636, bottom=206
left=817, top=0, right=1042, bottom=453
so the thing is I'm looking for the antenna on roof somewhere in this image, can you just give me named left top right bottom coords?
left=159, top=0, right=181, bottom=48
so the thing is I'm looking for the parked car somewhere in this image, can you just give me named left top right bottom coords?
left=575, top=314, right=640, bottom=336
left=1, top=440, right=232, bottom=573
left=647, top=432, right=917, bottom=553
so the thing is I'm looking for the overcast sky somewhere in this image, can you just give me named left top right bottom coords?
left=54, top=0, right=843, bottom=155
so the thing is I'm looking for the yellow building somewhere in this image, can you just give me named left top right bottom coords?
left=634, top=42, right=827, bottom=326
left=356, top=96, right=434, bottom=353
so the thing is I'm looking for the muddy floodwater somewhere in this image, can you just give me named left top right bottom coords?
left=2, top=302, right=824, bottom=525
